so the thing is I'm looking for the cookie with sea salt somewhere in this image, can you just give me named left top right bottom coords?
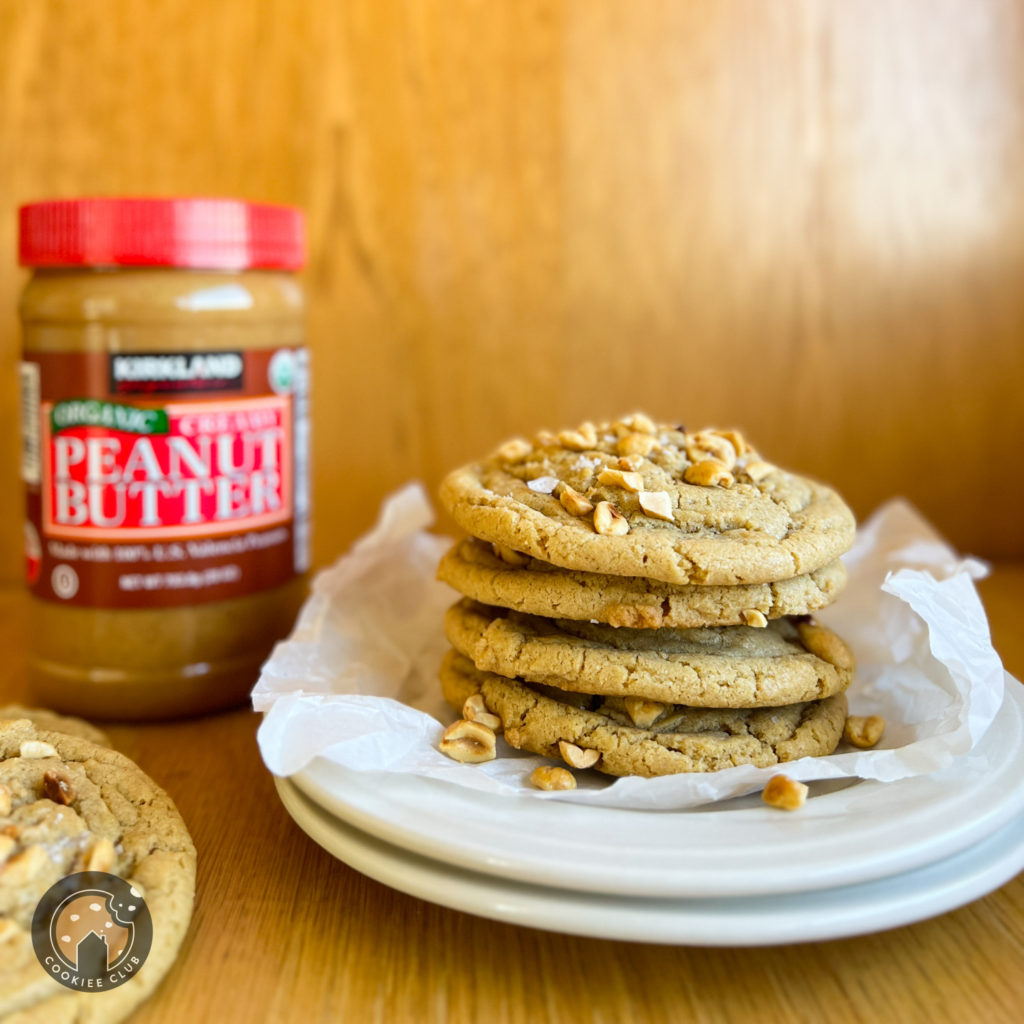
left=0, top=719, right=195, bottom=1023
left=439, top=416, right=855, bottom=586
left=445, top=599, right=854, bottom=708
left=440, top=651, right=848, bottom=777
left=438, top=536, right=848, bottom=628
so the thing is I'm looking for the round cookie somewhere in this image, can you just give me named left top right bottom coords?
left=0, top=719, right=196, bottom=1023
left=441, top=651, right=848, bottom=777
left=445, top=599, right=855, bottom=708
left=438, top=536, right=848, bottom=628
left=439, top=417, right=855, bottom=586
left=0, top=706, right=109, bottom=748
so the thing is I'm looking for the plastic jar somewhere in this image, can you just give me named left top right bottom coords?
left=18, top=198, right=310, bottom=719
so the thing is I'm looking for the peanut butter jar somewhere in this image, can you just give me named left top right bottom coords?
left=18, top=198, right=310, bottom=719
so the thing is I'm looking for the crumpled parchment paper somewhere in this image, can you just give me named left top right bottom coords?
left=253, top=483, right=1008, bottom=809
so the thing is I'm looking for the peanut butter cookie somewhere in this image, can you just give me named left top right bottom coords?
left=441, top=651, right=848, bottom=777
left=445, top=599, right=854, bottom=708
left=438, top=537, right=848, bottom=628
left=439, top=417, right=855, bottom=586
left=0, top=720, right=195, bottom=1023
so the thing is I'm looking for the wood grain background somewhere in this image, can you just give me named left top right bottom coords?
left=2, top=0, right=1023, bottom=581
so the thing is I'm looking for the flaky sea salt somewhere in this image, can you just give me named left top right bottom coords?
left=526, top=476, right=559, bottom=494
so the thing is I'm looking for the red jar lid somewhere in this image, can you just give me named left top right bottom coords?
left=19, top=197, right=306, bottom=270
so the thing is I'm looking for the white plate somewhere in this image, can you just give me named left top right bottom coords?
left=290, top=681, right=1024, bottom=899
left=275, top=776, right=1024, bottom=946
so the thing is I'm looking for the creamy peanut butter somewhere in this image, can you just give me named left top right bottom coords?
left=18, top=199, right=309, bottom=719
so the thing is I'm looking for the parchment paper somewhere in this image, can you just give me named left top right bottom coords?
left=254, top=483, right=1008, bottom=809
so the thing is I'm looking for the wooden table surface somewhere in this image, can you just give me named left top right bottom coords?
left=2, top=569, right=1024, bottom=1024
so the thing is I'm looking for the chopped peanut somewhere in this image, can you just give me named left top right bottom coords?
left=638, top=490, right=674, bottom=522
left=617, top=433, right=657, bottom=457
left=844, top=715, right=885, bottom=749
left=597, top=467, right=643, bottom=492
left=462, top=694, right=503, bottom=733
left=557, top=740, right=600, bottom=769
left=593, top=501, right=629, bottom=536
left=439, top=720, right=497, bottom=764
left=744, top=459, right=776, bottom=482
left=683, top=461, right=733, bottom=488
left=623, top=697, right=667, bottom=728
left=530, top=766, right=576, bottom=791
left=496, top=438, right=532, bottom=461
left=560, top=485, right=594, bottom=516
left=19, top=741, right=57, bottom=760
left=686, top=431, right=737, bottom=469
left=762, top=774, right=808, bottom=811
left=491, top=542, right=531, bottom=567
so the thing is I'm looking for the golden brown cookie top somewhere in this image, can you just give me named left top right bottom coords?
left=439, top=415, right=855, bottom=585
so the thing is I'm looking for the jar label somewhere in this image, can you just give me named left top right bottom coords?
left=21, top=349, right=310, bottom=608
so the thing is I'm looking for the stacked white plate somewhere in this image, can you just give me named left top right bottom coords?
left=274, top=682, right=1024, bottom=946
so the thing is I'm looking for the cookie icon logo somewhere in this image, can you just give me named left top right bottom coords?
left=32, top=872, right=153, bottom=992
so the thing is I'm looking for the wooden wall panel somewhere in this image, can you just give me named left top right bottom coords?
left=2, top=0, right=1023, bottom=584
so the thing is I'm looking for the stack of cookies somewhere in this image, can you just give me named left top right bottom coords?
left=436, top=415, right=858, bottom=781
